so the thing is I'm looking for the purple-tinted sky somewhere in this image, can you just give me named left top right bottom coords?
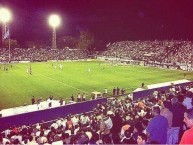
left=1, top=0, right=193, bottom=44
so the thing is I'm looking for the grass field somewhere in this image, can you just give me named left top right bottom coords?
left=0, top=60, right=193, bottom=110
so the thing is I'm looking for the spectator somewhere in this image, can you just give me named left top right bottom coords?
left=111, top=110, right=123, bottom=143
left=99, top=112, right=113, bottom=144
left=77, top=93, right=81, bottom=102
left=120, top=125, right=136, bottom=144
left=59, top=98, right=64, bottom=106
left=182, top=91, right=193, bottom=109
left=161, top=101, right=173, bottom=128
left=180, top=108, right=193, bottom=144
left=171, top=97, right=186, bottom=139
left=117, top=87, right=120, bottom=96
left=137, top=133, right=147, bottom=145
left=113, top=87, right=116, bottom=96
left=74, top=129, right=89, bottom=144
left=146, top=106, right=168, bottom=144
left=82, top=93, right=86, bottom=101
left=31, top=96, right=35, bottom=105
left=71, top=94, right=74, bottom=101
left=27, top=134, right=38, bottom=145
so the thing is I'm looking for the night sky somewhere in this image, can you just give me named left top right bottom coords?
left=1, top=0, right=193, bottom=45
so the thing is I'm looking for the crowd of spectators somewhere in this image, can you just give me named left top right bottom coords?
left=1, top=83, right=193, bottom=144
left=1, top=40, right=193, bottom=70
left=101, top=40, right=193, bottom=68
left=0, top=48, right=88, bottom=62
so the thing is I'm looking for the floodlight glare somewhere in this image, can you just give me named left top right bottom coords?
left=48, top=14, right=61, bottom=28
left=0, top=8, right=11, bottom=23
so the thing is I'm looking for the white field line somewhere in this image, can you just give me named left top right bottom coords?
left=17, top=64, right=90, bottom=94
left=38, top=73, right=90, bottom=94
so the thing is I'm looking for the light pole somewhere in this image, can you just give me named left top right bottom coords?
left=48, top=14, right=61, bottom=50
left=0, top=7, right=12, bottom=62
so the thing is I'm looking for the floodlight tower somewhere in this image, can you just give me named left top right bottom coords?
left=48, top=14, right=61, bottom=50
left=0, top=7, right=12, bottom=62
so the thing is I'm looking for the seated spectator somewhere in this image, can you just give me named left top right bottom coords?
left=27, top=134, right=38, bottom=145
left=74, top=129, right=89, bottom=144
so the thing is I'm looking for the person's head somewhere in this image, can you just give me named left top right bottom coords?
left=137, top=133, right=147, bottom=145
left=124, top=126, right=134, bottom=138
left=171, top=97, right=178, bottom=105
left=162, top=101, right=171, bottom=110
left=184, top=108, right=193, bottom=128
left=186, top=91, right=193, bottom=97
left=152, top=106, right=160, bottom=116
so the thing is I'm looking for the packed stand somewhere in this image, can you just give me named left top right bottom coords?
left=101, top=40, right=193, bottom=69
left=1, top=83, right=193, bottom=144
left=0, top=48, right=88, bottom=62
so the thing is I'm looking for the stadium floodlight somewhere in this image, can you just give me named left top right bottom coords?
left=48, top=14, right=61, bottom=50
left=0, top=7, right=12, bottom=23
left=48, top=14, right=61, bottom=28
left=0, top=7, right=12, bottom=62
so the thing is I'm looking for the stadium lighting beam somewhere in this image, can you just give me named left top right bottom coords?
left=48, top=14, right=61, bottom=50
left=0, top=7, right=12, bottom=62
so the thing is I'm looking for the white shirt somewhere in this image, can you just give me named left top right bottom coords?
left=104, top=117, right=113, bottom=130
left=72, top=116, right=79, bottom=126
left=51, top=122, right=58, bottom=130
left=27, top=141, right=38, bottom=145
left=52, top=140, right=63, bottom=145
left=56, top=119, right=62, bottom=127
left=183, top=97, right=193, bottom=109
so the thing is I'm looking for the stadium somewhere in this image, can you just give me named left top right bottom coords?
left=0, top=0, right=193, bottom=144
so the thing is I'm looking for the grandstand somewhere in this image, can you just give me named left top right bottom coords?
left=99, top=40, right=193, bottom=71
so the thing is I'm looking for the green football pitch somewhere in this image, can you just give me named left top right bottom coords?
left=0, top=60, right=193, bottom=109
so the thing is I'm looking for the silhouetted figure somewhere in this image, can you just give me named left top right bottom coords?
left=31, top=96, right=35, bottom=105
left=59, top=98, right=64, bottom=106
left=113, top=87, right=116, bottom=96
left=117, top=87, right=120, bottom=96
left=141, top=83, right=145, bottom=88
left=71, top=94, right=74, bottom=101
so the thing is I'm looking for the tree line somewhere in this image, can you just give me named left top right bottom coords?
left=1, top=31, right=106, bottom=52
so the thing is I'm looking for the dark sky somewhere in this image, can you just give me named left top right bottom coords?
left=1, top=0, right=193, bottom=45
